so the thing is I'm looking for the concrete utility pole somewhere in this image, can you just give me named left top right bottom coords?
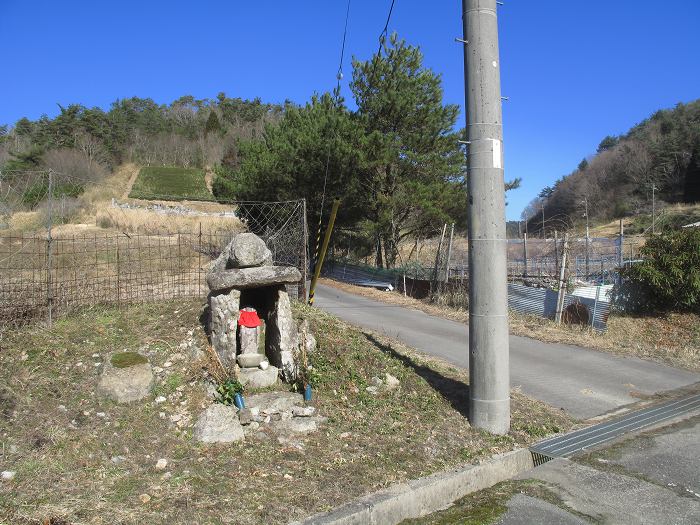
left=462, top=0, right=510, bottom=434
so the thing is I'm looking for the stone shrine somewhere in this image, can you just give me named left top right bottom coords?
left=207, top=233, right=301, bottom=387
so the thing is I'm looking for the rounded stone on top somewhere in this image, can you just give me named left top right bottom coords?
left=228, top=233, right=273, bottom=268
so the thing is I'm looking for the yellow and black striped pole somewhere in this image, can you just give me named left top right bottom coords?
left=308, top=198, right=340, bottom=306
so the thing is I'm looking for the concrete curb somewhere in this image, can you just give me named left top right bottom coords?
left=290, top=448, right=534, bottom=525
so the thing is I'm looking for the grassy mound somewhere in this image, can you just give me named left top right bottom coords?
left=129, top=166, right=212, bottom=201
left=0, top=301, right=573, bottom=525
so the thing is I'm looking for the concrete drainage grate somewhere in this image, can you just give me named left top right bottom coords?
left=530, top=393, right=700, bottom=460
left=530, top=450, right=556, bottom=467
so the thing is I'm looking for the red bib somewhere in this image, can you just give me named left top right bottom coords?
left=239, top=310, right=262, bottom=328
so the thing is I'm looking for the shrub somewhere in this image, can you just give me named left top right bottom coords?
left=619, top=228, right=700, bottom=313
left=215, top=379, right=244, bottom=406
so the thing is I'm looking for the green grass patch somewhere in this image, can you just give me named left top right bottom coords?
left=401, top=479, right=595, bottom=525
left=111, top=351, right=148, bottom=368
left=129, top=166, right=212, bottom=201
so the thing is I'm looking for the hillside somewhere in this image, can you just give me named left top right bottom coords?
left=524, top=99, right=700, bottom=234
left=0, top=93, right=283, bottom=181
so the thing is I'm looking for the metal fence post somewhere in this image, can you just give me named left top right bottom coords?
left=177, top=232, right=182, bottom=298
left=444, top=222, right=454, bottom=283
left=432, top=223, right=447, bottom=290
left=555, top=233, right=569, bottom=324
left=591, top=285, right=601, bottom=329
left=46, top=170, right=54, bottom=327
left=522, top=233, right=528, bottom=278
left=198, top=222, right=203, bottom=298
left=116, top=238, right=121, bottom=309
left=301, top=199, right=308, bottom=301
left=554, top=230, right=559, bottom=277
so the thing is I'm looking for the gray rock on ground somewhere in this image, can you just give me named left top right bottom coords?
left=272, top=416, right=327, bottom=435
left=246, top=391, right=304, bottom=413
left=193, top=404, right=244, bottom=443
left=385, top=373, right=400, bottom=390
left=98, top=352, right=154, bottom=403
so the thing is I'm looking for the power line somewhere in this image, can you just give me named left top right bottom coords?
left=369, top=0, right=397, bottom=87
left=319, top=0, right=352, bottom=220
left=379, top=0, right=396, bottom=44
left=336, top=0, right=352, bottom=89
left=312, top=0, right=353, bottom=281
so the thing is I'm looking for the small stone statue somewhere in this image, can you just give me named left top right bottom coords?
left=206, top=233, right=302, bottom=387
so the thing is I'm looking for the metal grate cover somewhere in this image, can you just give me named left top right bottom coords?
left=531, top=393, right=700, bottom=460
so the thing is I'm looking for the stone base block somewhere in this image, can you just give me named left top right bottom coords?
left=237, top=353, right=265, bottom=368
left=239, top=366, right=279, bottom=389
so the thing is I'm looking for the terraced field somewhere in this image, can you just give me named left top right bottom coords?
left=129, top=166, right=213, bottom=201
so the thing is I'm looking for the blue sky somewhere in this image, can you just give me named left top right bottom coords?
left=1, top=1, right=699, bottom=219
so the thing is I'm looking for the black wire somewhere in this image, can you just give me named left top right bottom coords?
left=379, top=0, right=396, bottom=38
left=369, top=0, right=396, bottom=89
left=336, top=0, right=352, bottom=90
left=321, top=0, right=352, bottom=221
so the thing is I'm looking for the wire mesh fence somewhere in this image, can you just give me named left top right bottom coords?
left=386, top=231, right=644, bottom=286
left=342, top=232, right=643, bottom=286
left=0, top=170, right=308, bottom=329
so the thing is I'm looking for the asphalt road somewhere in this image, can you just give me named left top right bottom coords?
left=314, top=284, right=699, bottom=419
left=504, top=416, right=700, bottom=524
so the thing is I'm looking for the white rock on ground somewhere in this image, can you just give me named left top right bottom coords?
left=1, top=471, right=16, bottom=481
left=97, top=352, right=154, bottom=403
left=272, top=416, right=326, bottom=435
left=155, top=458, right=168, bottom=470
left=193, top=404, right=245, bottom=443
left=385, top=373, right=400, bottom=390
left=291, top=406, right=316, bottom=417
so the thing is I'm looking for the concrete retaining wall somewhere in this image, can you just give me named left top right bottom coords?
left=290, top=448, right=534, bottom=525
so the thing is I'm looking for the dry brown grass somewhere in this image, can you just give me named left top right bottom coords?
left=81, top=163, right=138, bottom=209
left=95, top=206, right=244, bottom=235
left=319, top=278, right=700, bottom=372
left=4, top=164, right=243, bottom=237
left=510, top=311, right=700, bottom=372
left=0, top=300, right=573, bottom=525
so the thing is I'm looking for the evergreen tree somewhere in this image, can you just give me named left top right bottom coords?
left=205, top=110, right=222, bottom=135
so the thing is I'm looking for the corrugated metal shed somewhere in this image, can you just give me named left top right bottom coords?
left=508, top=283, right=610, bottom=331
left=571, top=284, right=614, bottom=302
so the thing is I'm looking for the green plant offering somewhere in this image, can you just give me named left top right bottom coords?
left=111, top=352, right=148, bottom=368
left=215, top=379, right=244, bottom=406
left=296, top=364, right=320, bottom=389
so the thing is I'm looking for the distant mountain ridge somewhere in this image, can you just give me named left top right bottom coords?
left=524, top=99, right=700, bottom=234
